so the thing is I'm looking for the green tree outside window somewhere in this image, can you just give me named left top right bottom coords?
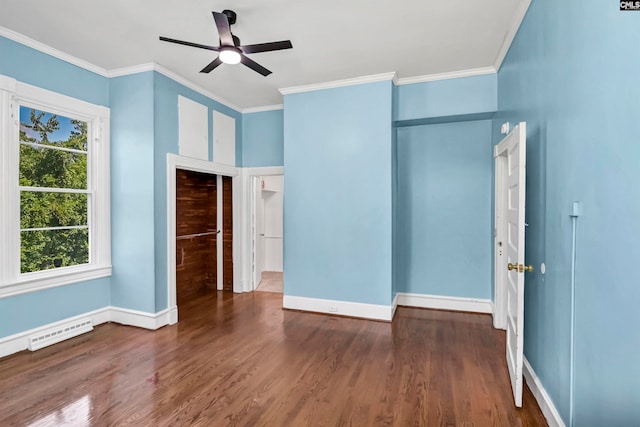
left=19, top=107, right=89, bottom=273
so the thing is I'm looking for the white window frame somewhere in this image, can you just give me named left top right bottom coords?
left=0, top=75, right=111, bottom=298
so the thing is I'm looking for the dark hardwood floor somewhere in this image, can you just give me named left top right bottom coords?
left=0, top=291, right=547, bottom=426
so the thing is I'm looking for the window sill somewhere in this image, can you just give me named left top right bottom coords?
left=0, top=265, right=112, bottom=299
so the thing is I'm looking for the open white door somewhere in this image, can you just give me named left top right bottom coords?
left=253, top=176, right=265, bottom=289
left=494, top=122, right=527, bottom=407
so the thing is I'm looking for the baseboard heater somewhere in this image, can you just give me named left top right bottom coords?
left=28, top=318, right=94, bottom=351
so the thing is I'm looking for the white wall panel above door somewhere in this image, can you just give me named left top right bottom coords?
left=178, top=96, right=208, bottom=161
left=213, top=111, right=236, bottom=166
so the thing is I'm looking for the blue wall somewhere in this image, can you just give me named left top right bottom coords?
left=110, top=72, right=157, bottom=312
left=242, top=109, right=284, bottom=167
left=396, top=121, right=493, bottom=298
left=498, top=0, right=640, bottom=425
left=393, top=75, right=497, bottom=303
left=395, top=74, right=496, bottom=121
left=281, top=76, right=498, bottom=309
left=0, top=36, right=111, bottom=339
left=283, top=81, right=393, bottom=306
left=391, top=84, right=399, bottom=302
left=0, top=279, right=110, bottom=337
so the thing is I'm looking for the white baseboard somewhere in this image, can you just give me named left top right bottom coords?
left=0, top=305, right=177, bottom=359
left=168, top=305, right=178, bottom=324
left=283, top=295, right=393, bottom=321
left=109, top=306, right=174, bottom=330
left=392, top=293, right=399, bottom=319
left=523, top=358, right=566, bottom=427
left=282, top=293, right=491, bottom=322
left=396, top=292, right=493, bottom=314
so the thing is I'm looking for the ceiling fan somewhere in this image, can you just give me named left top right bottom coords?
left=159, top=9, right=292, bottom=76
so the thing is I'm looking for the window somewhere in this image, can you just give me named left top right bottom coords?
left=0, top=75, right=111, bottom=297
left=19, top=107, right=90, bottom=273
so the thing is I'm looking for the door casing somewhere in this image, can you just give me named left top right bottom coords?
left=249, top=170, right=285, bottom=290
left=166, top=154, right=239, bottom=322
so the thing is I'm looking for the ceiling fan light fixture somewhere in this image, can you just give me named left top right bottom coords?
left=219, top=47, right=241, bottom=64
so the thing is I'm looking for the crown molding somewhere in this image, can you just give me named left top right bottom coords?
left=107, top=63, right=156, bottom=78
left=494, top=0, right=532, bottom=71
left=395, top=66, right=497, bottom=85
left=279, top=72, right=397, bottom=95
left=243, top=104, right=283, bottom=114
left=0, top=26, right=109, bottom=77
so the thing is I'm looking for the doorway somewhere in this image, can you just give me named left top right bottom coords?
left=253, top=175, right=283, bottom=293
left=175, top=168, right=234, bottom=307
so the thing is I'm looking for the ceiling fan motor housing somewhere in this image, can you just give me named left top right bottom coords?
left=222, top=9, right=237, bottom=25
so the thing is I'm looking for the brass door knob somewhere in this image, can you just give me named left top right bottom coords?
left=507, top=263, right=534, bottom=273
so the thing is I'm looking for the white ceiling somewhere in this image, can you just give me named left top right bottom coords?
left=0, top=0, right=528, bottom=110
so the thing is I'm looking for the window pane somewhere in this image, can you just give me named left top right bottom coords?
left=21, top=228, right=89, bottom=273
left=19, top=145, right=87, bottom=189
left=19, top=107, right=88, bottom=151
left=20, top=192, right=88, bottom=229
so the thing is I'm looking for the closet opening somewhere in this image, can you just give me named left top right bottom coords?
left=175, top=168, right=233, bottom=308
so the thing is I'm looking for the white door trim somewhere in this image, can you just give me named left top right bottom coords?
left=251, top=176, right=262, bottom=289
left=166, top=153, right=242, bottom=322
left=216, top=175, right=224, bottom=290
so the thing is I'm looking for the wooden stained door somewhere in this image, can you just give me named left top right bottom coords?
left=175, top=169, right=217, bottom=303
left=222, top=175, right=233, bottom=291
left=175, top=170, right=233, bottom=300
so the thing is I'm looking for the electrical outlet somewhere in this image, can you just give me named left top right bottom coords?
left=328, top=306, right=338, bottom=313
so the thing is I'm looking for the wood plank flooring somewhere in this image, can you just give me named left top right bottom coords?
left=0, top=291, right=547, bottom=426
left=255, top=271, right=284, bottom=293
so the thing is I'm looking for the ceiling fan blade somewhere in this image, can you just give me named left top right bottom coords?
left=240, top=40, right=293, bottom=54
left=240, top=55, right=272, bottom=76
left=212, top=11, right=234, bottom=45
left=159, top=36, right=219, bottom=51
left=200, top=57, right=223, bottom=73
